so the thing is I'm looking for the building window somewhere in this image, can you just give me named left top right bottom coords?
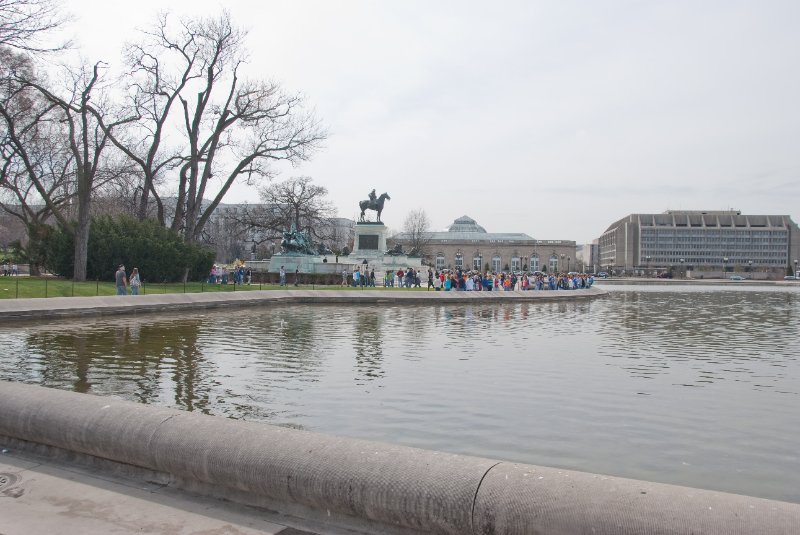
left=549, top=254, right=559, bottom=272
left=455, top=253, right=463, bottom=269
left=473, top=256, right=482, bottom=270
left=531, top=254, right=539, bottom=271
left=511, top=257, right=520, bottom=271
left=491, top=255, right=501, bottom=272
left=436, top=254, right=445, bottom=271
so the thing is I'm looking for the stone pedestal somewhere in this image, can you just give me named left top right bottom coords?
left=352, top=222, right=388, bottom=258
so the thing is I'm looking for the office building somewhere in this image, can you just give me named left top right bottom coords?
left=598, top=210, right=800, bottom=275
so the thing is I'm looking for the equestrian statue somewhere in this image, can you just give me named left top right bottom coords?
left=359, top=189, right=391, bottom=222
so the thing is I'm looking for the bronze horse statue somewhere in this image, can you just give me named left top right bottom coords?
left=359, top=192, right=390, bottom=222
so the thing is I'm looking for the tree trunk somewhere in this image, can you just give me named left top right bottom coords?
left=72, top=183, right=92, bottom=281
left=136, top=170, right=152, bottom=221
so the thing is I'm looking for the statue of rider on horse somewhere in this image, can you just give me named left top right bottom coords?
left=359, top=189, right=391, bottom=222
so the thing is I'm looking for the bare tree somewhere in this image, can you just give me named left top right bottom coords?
left=0, top=47, right=75, bottom=273
left=236, top=176, right=335, bottom=246
left=402, top=208, right=433, bottom=259
left=8, top=60, right=131, bottom=280
left=90, top=12, right=200, bottom=223
left=202, top=205, right=251, bottom=262
left=0, top=0, right=71, bottom=52
left=87, top=12, right=325, bottom=243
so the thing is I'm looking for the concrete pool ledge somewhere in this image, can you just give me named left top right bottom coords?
left=0, top=382, right=798, bottom=535
left=0, top=286, right=607, bottom=321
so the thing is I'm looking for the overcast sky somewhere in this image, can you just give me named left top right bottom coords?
left=61, top=0, right=799, bottom=243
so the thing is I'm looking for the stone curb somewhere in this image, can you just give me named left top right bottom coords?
left=0, top=287, right=607, bottom=322
left=0, top=382, right=797, bottom=534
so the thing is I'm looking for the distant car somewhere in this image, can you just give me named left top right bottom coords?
left=597, top=272, right=609, bottom=278
left=784, top=276, right=798, bottom=281
left=729, top=275, right=746, bottom=281
left=657, top=272, right=672, bottom=279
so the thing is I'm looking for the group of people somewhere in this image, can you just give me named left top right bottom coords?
left=116, top=262, right=592, bottom=293
left=114, top=264, right=141, bottom=295
left=426, top=269, right=595, bottom=291
left=339, top=267, right=595, bottom=292
left=386, top=268, right=423, bottom=288
left=210, top=264, right=252, bottom=285
left=346, top=267, right=376, bottom=287
left=1, top=262, right=18, bottom=276
left=340, top=266, right=594, bottom=291
left=343, top=267, right=426, bottom=288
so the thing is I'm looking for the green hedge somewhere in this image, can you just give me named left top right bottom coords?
left=42, top=216, right=215, bottom=282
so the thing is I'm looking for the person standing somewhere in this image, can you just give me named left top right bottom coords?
left=294, top=266, right=300, bottom=286
left=129, top=268, right=141, bottom=295
left=115, top=265, right=127, bottom=296
left=341, top=268, right=348, bottom=286
left=279, top=266, right=286, bottom=286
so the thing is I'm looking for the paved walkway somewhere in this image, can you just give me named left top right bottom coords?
left=0, top=449, right=330, bottom=535
left=0, top=287, right=607, bottom=322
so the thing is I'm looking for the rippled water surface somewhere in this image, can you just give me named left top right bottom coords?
left=1, top=284, right=799, bottom=502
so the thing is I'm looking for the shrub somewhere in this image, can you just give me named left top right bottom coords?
left=41, top=216, right=215, bottom=282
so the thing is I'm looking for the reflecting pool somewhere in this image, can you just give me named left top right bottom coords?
left=1, top=284, right=798, bottom=503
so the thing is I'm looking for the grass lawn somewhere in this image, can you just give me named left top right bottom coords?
left=0, top=277, right=428, bottom=299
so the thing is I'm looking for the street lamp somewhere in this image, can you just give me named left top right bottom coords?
left=680, top=258, right=685, bottom=279
left=645, top=255, right=651, bottom=277
left=723, top=257, right=729, bottom=278
left=567, top=256, right=571, bottom=272
left=795, top=259, right=798, bottom=278
left=560, top=254, right=565, bottom=273
left=747, top=260, right=752, bottom=273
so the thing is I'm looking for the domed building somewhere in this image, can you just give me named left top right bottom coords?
left=394, top=215, right=577, bottom=273
left=445, top=215, right=488, bottom=233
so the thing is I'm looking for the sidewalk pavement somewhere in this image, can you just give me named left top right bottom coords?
left=0, top=450, right=324, bottom=535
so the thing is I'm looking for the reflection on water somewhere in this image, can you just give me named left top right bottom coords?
left=354, top=312, right=384, bottom=383
left=599, top=288, right=798, bottom=392
left=18, top=317, right=211, bottom=412
left=0, top=284, right=798, bottom=503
